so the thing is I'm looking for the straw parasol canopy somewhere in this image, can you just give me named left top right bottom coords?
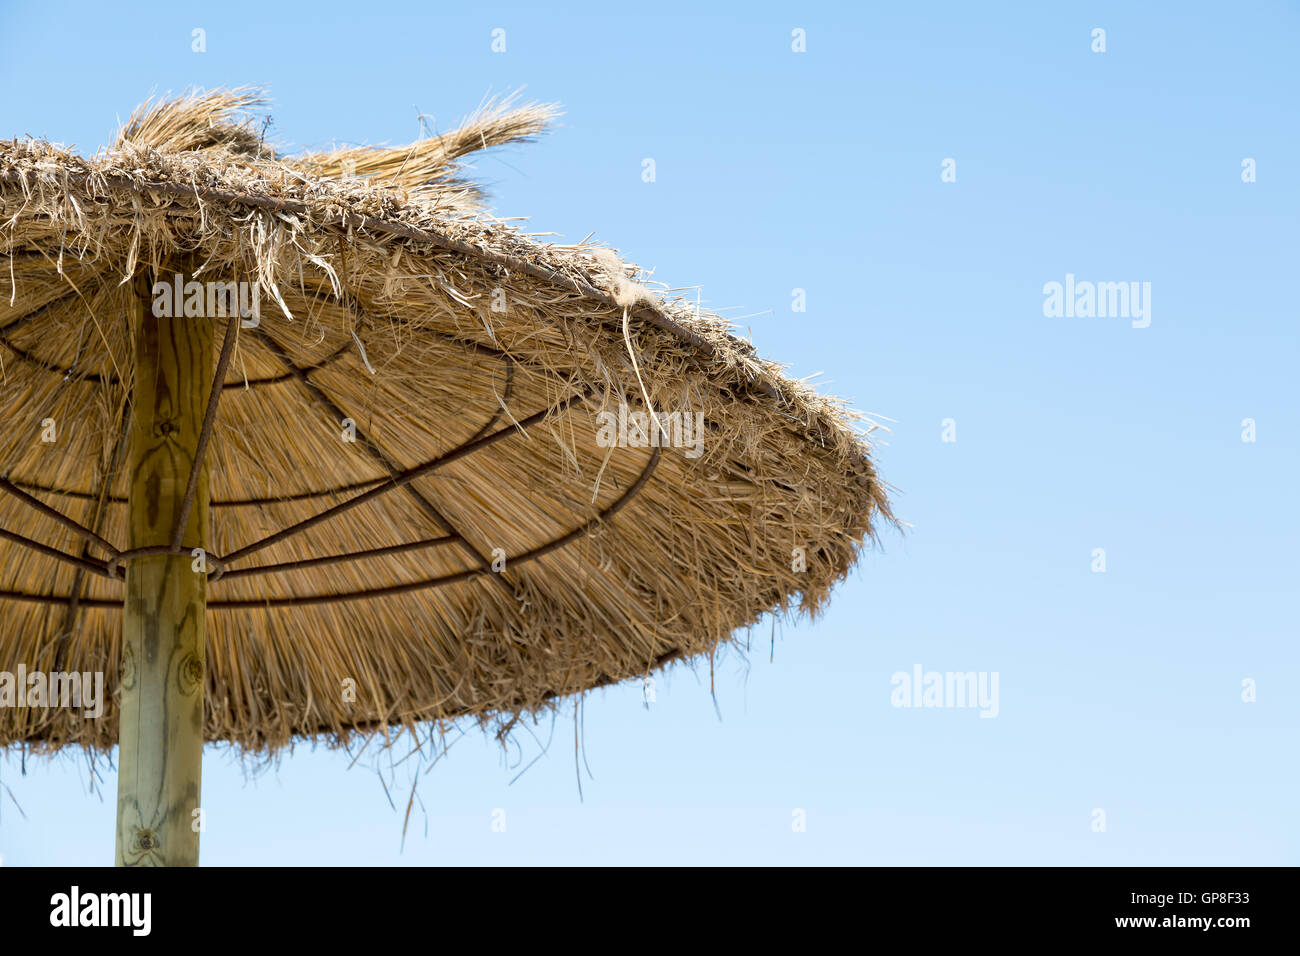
left=0, top=89, right=892, bottom=861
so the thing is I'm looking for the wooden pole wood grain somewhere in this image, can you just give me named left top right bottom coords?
left=115, top=261, right=212, bottom=867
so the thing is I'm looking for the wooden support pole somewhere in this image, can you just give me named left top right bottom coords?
left=115, top=264, right=212, bottom=866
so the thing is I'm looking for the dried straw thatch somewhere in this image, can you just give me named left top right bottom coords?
left=0, top=89, right=893, bottom=756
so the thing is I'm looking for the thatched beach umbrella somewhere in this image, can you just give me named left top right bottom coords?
left=0, top=90, right=892, bottom=865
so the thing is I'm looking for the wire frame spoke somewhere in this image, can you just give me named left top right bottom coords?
left=0, top=446, right=658, bottom=607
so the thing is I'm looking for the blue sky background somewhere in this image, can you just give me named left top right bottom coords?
left=0, top=0, right=1296, bottom=865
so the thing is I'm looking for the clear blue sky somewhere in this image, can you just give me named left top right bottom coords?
left=1, top=0, right=1296, bottom=865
